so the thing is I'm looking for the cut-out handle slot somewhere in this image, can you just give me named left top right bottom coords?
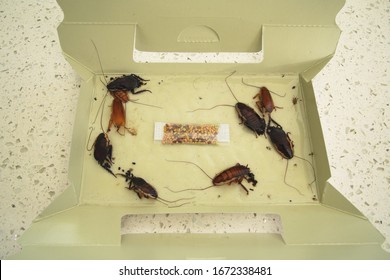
left=133, top=21, right=263, bottom=64
left=133, top=49, right=264, bottom=64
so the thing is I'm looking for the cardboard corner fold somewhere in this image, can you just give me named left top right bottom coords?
left=321, top=181, right=365, bottom=217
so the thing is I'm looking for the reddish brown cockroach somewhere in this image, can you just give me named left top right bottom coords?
left=107, top=97, right=137, bottom=136
left=166, top=160, right=257, bottom=195
left=117, top=168, right=193, bottom=207
left=241, top=79, right=284, bottom=116
left=110, top=89, right=129, bottom=103
left=266, top=117, right=316, bottom=195
left=102, top=92, right=160, bottom=137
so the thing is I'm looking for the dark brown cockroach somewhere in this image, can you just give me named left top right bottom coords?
left=241, top=79, right=284, bottom=116
left=87, top=88, right=116, bottom=177
left=108, top=97, right=137, bottom=136
left=86, top=130, right=116, bottom=177
left=188, top=72, right=266, bottom=137
left=234, top=102, right=266, bottom=137
left=89, top=41, right=161, bottom=147
left=91, top=39, right=161, bottom=118
left=266, top=117, right=316, bottom=195
left=91, top=40, right=151, bottom=97
left=226, top=72, right=266, bottom=136
left=266, top=117, right=294, bottom=160
left=166, top=160, right=257, bottom=195
left=107, top=74, right=152, bottom=95
left=116, top=169, right=192, bottom=207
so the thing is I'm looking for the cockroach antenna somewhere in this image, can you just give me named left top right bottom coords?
left=90, top=39, right=110, bottom=133
left=86, top=127, right=95, bottom=151
left=225, top=70, right=240, bottom=103
left=187, top=104, right=235, bottom=113
left=91, top=39, right=109, bottom=85
left=241, top=78, right=286, bottom=97
left=165, top=159, right=213, bottom=180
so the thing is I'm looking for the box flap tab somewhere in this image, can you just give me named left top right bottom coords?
left=57, top=0, right=345, bottom=75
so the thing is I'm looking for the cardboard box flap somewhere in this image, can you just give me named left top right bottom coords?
left=57, top=0, right=344, bottom=75
left=58, top=0, right=344, bottom=26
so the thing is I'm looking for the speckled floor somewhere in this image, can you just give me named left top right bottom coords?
left=0, top=0, right=389, bottom=259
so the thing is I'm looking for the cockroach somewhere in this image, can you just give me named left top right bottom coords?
left=108, top=97, right=137, bottom=136
left=86, top=130, right=116, bottom=177
left=166, top=160, right=257, bottom=195
left=253, top=87, right=280, bottom=115
left=188, top=71, right=266, bottom=137
left=116, top=168, right=193, bottom=207
left=292, top=96, right=302, bottom=106
left=107, top=74, right=152, bottom=95
left=241, top=79, right=284, bottom=116
left=234, top=102, right=266, bottom=137
left=91, top=40, right=151, bottom=98
left=226, top=72, right=266, bottom=136
left=266, top=117, right=316, bottom=195
left=87, top=90, right=116, bottom=177
left=110, top=89, right=129, bottom=103
left=266, top=118, right=294, bottom=160
left=91, top=40, right=161, bottom=118
left=91, top=40, right=161, bottom=135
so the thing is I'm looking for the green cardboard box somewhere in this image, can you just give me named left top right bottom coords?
left=10, top=0, right=388, bottom=259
